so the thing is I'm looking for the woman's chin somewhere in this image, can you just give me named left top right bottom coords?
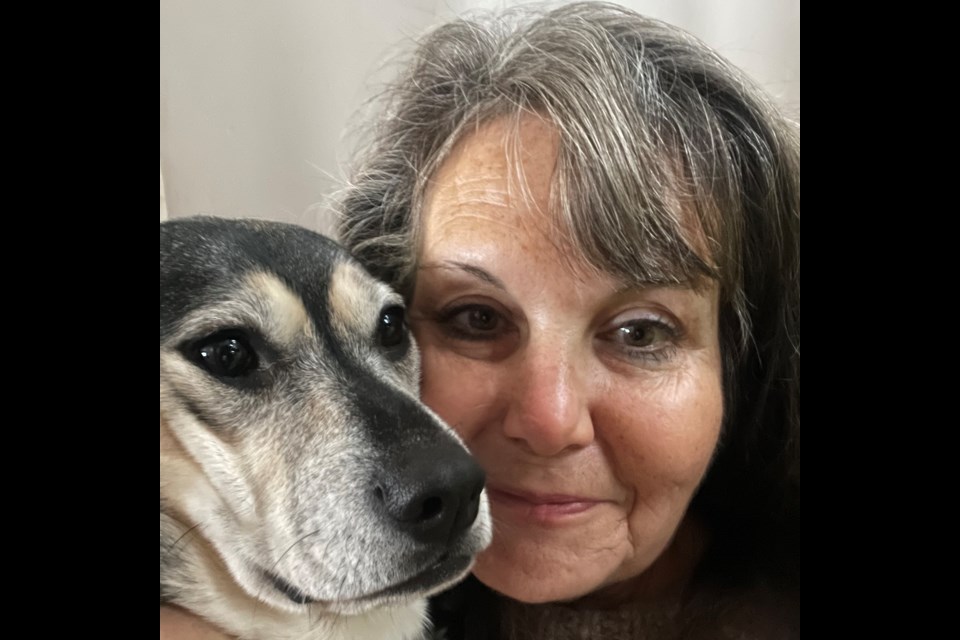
left=475, top=514, right=710, bottom=606
left=472, top=546, right=610, bottom=604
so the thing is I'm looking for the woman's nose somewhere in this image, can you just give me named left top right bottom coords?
left=501, top=339, right=593, bottom=456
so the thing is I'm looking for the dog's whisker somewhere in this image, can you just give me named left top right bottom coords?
left=160, top=520, right=204, bottom=565
left=335, top=534, right=354, bottom=601
left=272, top=527, right=327, bottom=574
left=346, top=538, right=366, bottom=601
left=250, top=526, right=327, bottom=626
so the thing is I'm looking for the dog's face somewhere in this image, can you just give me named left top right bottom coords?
left=160, top=216, right=491, bottom=617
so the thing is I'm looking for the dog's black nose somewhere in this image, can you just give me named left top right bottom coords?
left=375, top=441, right=484, bottom=546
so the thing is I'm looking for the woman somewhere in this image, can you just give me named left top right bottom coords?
left=339, top=2, right=799, bottom=637
left=162, top=2, right=799, bottom=637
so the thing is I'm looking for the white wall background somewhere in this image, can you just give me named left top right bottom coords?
left=160, top=0, right=799, bottom=235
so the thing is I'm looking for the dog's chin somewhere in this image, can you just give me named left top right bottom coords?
left=241, top=498, right=493, bottom=615
left=328, top=553, right=476, bottom=615
left=247, top=553, right=475, bottom=616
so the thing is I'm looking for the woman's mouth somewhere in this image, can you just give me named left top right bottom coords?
left=486, top=486, right=604, bottom=524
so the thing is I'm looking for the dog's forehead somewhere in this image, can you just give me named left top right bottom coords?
left=160, top=217, right=386, bottom=340
left=242, top=271, right=312, bottom=345
left=160, top=216, right=342, bottom=285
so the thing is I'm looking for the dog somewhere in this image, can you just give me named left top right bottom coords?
left=160, top=216, right=491, bottom=640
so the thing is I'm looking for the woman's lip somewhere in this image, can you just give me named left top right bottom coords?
left=487, top=486, right=595, bottom=504
left=486, top=486, right=605, bottom=521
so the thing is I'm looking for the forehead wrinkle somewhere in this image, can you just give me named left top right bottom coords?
left=426, top=210, right=531, bottom=243
left=441, top=177, right=511, bottom=208
left=426, top=117, right=555, bottom=218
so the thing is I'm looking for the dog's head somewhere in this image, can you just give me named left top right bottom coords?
left=160, top=216, right=491, bottom=615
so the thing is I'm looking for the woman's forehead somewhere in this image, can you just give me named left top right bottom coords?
left=420, top=113, right=718, bottom=288
left=421, top=116, right=583, bottom=271
left=424, top=114, right=558, bottom=217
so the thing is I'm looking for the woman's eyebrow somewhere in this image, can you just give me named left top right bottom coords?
left=419, top=261, right=507, bottom=291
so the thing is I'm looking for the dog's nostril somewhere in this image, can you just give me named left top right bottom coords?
left=418, top=496, right=444, bottom=522
left=373, top=486, right=385, bottom=503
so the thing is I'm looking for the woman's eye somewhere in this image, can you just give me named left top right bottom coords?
left=615, top=322, right=668, bottom=348
left=462, top=306, right=499, bottom=331
left=416, top=301, right=518, bottom=362
left=599, top=318, right=679, bottom=363
left=441, top=304, right=505, bottom=340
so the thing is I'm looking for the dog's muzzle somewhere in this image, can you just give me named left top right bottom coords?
left=374, top=438, right=485, bottom=546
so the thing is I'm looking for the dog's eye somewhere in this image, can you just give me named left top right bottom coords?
left=378, top=305, right=409, bottom=354
left=194, top=331, right=259, bottom=378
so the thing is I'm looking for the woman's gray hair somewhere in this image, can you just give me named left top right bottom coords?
left=339, top=1, right=799, bottom=583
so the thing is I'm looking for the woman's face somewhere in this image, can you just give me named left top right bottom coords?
left=409, top=116, right=724, bottom=604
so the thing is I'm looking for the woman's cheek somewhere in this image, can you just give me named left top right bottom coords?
left=418, top=343, right=492, bottom=443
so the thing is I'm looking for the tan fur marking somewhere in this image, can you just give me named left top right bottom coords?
left=327, top=261, right=396, bottom=337
left=244, top=271, right=311, bottom=347
left=160, top=412, right=223, bottom=527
